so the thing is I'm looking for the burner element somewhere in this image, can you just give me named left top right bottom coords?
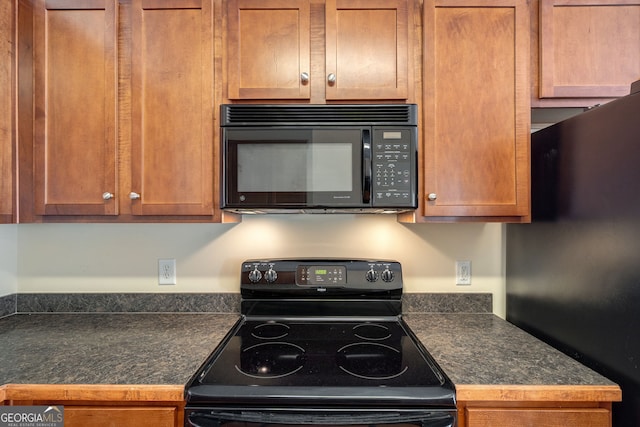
left=353, top=323, right=392, bottom=341
left=251, top=322, right=290, bottom=340
left=238, top=342, right=306, bottom=379
left=337, top=342, right=408, bottom=380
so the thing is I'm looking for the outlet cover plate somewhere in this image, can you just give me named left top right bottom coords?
left=158, top=259, right=177, bottom=285
left=456, top=260, right=471, bottom=285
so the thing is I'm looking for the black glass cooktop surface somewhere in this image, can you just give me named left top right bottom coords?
left=187, top=259, right=455, bottom=409
left=187, top=317, right=455, bottom=408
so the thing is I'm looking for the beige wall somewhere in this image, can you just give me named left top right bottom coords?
left=10, top=216, right=506, bottom=317
left=0, top=225, right=18, bottom=297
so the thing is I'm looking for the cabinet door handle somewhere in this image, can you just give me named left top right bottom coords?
left=427, top=193, right=437, bottom=201
left=300, top=72, right=309, bottom=84
left=129, top=192, right=141, bottom=200
left=327, top=73, right=336, bottom=85
left=102, top=192, right=114, bottom=200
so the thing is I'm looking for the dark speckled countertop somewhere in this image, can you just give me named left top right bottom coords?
left=403, top=313, right=616, bottom=386
left=0, top=313, right=238, bottom=385
left=0, top=312, right=616, bottom=389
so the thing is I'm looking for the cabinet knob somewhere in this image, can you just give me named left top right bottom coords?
left=102, top=192, right=114, bottom=200
left=327, top=73, right=336, bottom=85
left=427, top=193, right=437, bottom=201
left=129, top=192, right=141, bottom=200
left=300, top=72, right=309, bottom=84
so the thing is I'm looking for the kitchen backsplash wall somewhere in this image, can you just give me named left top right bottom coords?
left=2, top=215, right=506, bottom=316
left=0, top=225, right=17, bottom=298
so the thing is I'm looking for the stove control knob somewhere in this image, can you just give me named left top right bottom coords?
left=381, top=268, right=395, bottom=282
left=366, top=268, right=379, bottom=282
left=264, top=268, right=278, bottom=283
left=248, top=268, right=262, bottom=283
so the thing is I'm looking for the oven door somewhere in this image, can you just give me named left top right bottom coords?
left=222, top=127, right=368, bottom=209
left=186, top=408, right=456, bottom=427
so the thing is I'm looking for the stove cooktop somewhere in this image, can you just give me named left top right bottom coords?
left=185, top=259, right=455, bottom=410
left=186, top=317, right=455, bottom=408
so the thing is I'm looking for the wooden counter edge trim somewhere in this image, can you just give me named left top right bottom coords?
left=2, top=383, right=622, bottom=404
left=1, top=384, right=184, bottom=403
left=456, top=384, right=622, bottom=402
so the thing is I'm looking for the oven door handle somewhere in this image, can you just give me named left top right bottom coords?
left=362, top=128, right=372, bottom=205
left=187, top=409, right=455, bottom=426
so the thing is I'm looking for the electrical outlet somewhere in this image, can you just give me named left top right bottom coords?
left=456, top=260, right=471, bottom=285
left=158, top=259, right=177, bottom=285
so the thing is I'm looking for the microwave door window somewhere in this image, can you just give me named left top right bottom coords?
left=308, top=129, right=362, bottom=206
left=237, top=143, right=352, bottom=193
left=236, top=142, right=356, bottom=207
left=308, top=143, right=352, bottom=191
left=226, top=127, right=364, bottom=208
left=237, top=143, right=310, bottom=192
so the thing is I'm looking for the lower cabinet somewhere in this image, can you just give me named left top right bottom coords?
left=64, top=406, right=178, bottom=427
left=464, top=407, right=611, bottom=427
left=456, top=385, right=620, bottom=427
left=1, top=385, right=184, bottom=427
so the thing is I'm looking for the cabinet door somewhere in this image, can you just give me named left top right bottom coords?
left=64, top=406, right=176, bottom=427
left=130, top=0, right=214, bottom=215
left=539, top=0, right=640, bottom=100
left=422, top=0, right=530, bottom=219
left=227, top=0, right=311, bottom=100
left=325, top=0, right=408, bottom=100
left=466, top=407, right=611, bottom=427
left=0, top=0, right=14, bottom=223
left=33, top=0, right=117, bottom=215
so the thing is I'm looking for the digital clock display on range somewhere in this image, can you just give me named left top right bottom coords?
left=300, top=265, right=347, bottom=285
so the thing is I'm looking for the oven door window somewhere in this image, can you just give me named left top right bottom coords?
left=186, top=409, right=456, bottom=427
left=224, top=128, right=364, bottom=208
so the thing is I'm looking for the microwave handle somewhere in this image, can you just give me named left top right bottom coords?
left=362, top=129, right=372, bottom=204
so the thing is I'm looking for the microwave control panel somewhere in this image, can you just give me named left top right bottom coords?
left=372, top=128, right=416, bottom=207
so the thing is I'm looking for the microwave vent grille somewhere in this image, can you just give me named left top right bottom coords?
left=221, top=104, right=417, bottom=126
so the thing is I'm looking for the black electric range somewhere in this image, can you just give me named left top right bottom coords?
left=185, top=259, right=456, bottom=427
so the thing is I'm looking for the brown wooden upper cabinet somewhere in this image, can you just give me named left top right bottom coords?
left=417, top=0, right=531, bottom=222
left=130, top=0, right=214, bottom=217
left=226, top=0, right=409, bottom=101
left=25, top=0, right=216, bottom=221
left=534, top=0, right=640, bottom=107
left=32, top=0, right=118, bottom=216
left=1, top=0, right=15, bottom=223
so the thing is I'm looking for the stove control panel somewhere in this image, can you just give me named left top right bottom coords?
left=299, top=264, right=347, bottom=285
left=240, top=259, right=402, bottom=294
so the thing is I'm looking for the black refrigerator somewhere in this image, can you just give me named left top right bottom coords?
left=506, top=81, right=640, bottom=427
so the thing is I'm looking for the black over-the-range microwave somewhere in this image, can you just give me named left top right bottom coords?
left=221, top=104, right=418, bottom=213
